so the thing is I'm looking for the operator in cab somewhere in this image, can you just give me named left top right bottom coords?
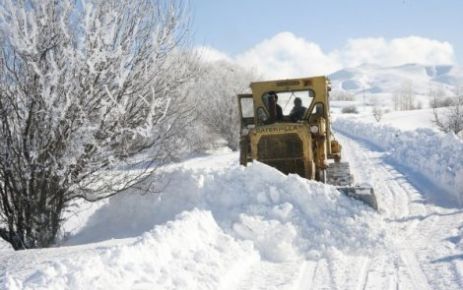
left=289, top=97, right=306, bottom=122
left=272, top=91, right=283, bottom=121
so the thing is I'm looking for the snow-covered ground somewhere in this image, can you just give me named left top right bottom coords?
left=0, top=152, right=386, bottom=289
left=334, top=131, right=463, bottom=290
left=333, top=108, right=441, bottom=131
left=333, top=113, right=463, bottom=204
left=1, top=109, right=463, bottom=290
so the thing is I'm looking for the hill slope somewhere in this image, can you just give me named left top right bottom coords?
left=329, top=64, right=463, bottom=102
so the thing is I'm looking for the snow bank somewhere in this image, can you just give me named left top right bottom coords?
left=69, top=160, right=385, bottom=261
left=4, top=155, right=386, bottom=289
left=5, top=210, right=258, bottom=290
left=334, top=117, right=463, bottom=205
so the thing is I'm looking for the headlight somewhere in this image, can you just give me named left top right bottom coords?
left=310, top=125, right=319, bottom=134
left=257, top=107, right=268, bottom=122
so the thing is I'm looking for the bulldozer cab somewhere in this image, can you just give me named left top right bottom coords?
left=239, top=76, right=332, bottom=133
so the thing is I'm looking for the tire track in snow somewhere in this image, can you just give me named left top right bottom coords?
left=361, top=255, right=397, bottom=290
left=292, top=260, right=317, bottom=290
left=353, top=257, right=371, bottom=290
left=398, top=250, right=432, bottom=290
left=298, top=256, right=377, bottom=290
left=310, top=258, right=336, bottom=290
left=376, top=160, right=432, bottom=289
left=452, top=260, right=463, bottom=288
left=374, top=156, right=436, bottom=290
left=383, top=173, right=410, bottom=218
left=365, top=150, right=433, bottom=290
left=335, top=130, right=463, bottom=290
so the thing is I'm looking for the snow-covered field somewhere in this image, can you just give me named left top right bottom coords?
left=1, top=109, right=463, bottom=290
left=332, top=108, right=440, bottom=131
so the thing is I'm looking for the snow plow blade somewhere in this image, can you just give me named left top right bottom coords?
left=337, top=186, right=378, bottom=210
left=326, top=162, right=378, bottom=210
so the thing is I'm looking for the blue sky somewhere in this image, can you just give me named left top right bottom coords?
left=191, top=0, right=462, bottom=76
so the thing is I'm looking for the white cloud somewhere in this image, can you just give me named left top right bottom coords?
left=337, top=36, right=455, bottom=67
left=235, top=32, right=340, bottom=79
left=197, top=33, right=456, bottom=78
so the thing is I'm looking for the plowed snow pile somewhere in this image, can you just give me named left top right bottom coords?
left=334, top=116, right=463, bottom=203
left=3, top=154, right=385, bottom=290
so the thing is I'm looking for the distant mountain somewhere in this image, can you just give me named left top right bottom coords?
left=328, top=63, right=463, bottom=97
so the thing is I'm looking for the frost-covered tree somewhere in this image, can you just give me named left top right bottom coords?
left=393, top=81, right=416, bottom=111
left=372, top=107, right=383, bottom=122
left=370, top=96, right=383, bottom=122
left=433, top=87, right=463, bottom=136
left=190, top=61, right=257, bottom=150
left=429, top=85, right=454, bottom=108
left=0, top=0, right=196, bottom=249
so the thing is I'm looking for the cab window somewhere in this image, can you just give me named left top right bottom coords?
left=240, top=97, right=254, bottom=118
left=262, top=90, right=314, bottom=122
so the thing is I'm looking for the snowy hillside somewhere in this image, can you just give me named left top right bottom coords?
left=329, top=63, right=463, bottom=104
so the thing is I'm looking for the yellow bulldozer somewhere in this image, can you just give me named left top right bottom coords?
left=238, top=76, right=378, bottom=210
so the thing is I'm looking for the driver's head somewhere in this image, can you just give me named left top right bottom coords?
left=269, top=91, right=278, bottom=102
left=294, top=97, right=302, bottom=107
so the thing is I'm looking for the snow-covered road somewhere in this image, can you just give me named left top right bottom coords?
left=333, top=132, right=463, bottom=290
left=1, top=133, right=463, bottom=290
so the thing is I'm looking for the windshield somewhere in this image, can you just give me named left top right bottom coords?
left=262, top=90, right=314, bottom=122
